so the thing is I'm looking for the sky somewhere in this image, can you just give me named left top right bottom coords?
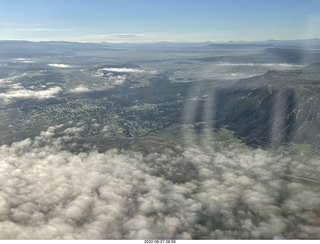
left=0, top=0, right=320, bottom=42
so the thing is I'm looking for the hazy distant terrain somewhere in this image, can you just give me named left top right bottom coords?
left=0, top=40, right=320, bottom=239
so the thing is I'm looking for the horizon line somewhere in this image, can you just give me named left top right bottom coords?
left=1, top=37, right=320, bottom=45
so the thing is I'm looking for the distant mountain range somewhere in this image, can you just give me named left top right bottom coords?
left=0, top=40, right=121, bottom=58
left=197, top=47, right=320, bottom=64
left=207, top=38, right=320, bottom=48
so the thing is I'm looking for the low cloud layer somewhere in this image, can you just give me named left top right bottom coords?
left=0, top=73, right=28, bottom=85
left=93, top=71, right=127, bottom=87
left=105, top=73, right=127, bottom=85
left=69, top=85, right=91, bottom=93
left=100, top=67, right=145, bottom=73
left=172, top=62, right=305, bottom=82
left=48, top=64, right=73, bottom=68
left=14, top=58, right=34, bottom=64
left=0, top=87, right=62, bottom=102
left=99, top=67, right=156, bottom=74
left=0, top=126, right=319, bottom=239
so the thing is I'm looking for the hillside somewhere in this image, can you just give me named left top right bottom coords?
left=212, top=70, right=320, bottom=148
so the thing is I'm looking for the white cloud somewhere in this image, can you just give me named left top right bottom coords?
left=93, top=67, right=156, bottom=88
left=0, top=87, right=62, bottom=102
left=69, top=85, right=90, bottom=93
left=14, top=58, right=34, bottom=63
left=10, top=83, right=24, bottom=89
left=94, top=72, right=127, bottom=86
left=0, top=126, right=319, bottom=239
left=92, top=123, right=100, bottom=128
left=63, top=126, right=85, bottom=135
left=48, top=64, right=73, bottom=68
left=100, top=68, right=144, bottom=73
left=100, top=67, right=157, bottom=74
left=108, top=74, right=127, bottom=85
left=101, top=125, right=110, bottom=132
left=0, top=73, right=29, bottom=84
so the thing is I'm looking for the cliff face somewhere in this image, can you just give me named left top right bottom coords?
left=212, top=70, right=320, bottom=148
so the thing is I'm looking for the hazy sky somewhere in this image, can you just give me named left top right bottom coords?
left=1, top=0, right=320, bottom=42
